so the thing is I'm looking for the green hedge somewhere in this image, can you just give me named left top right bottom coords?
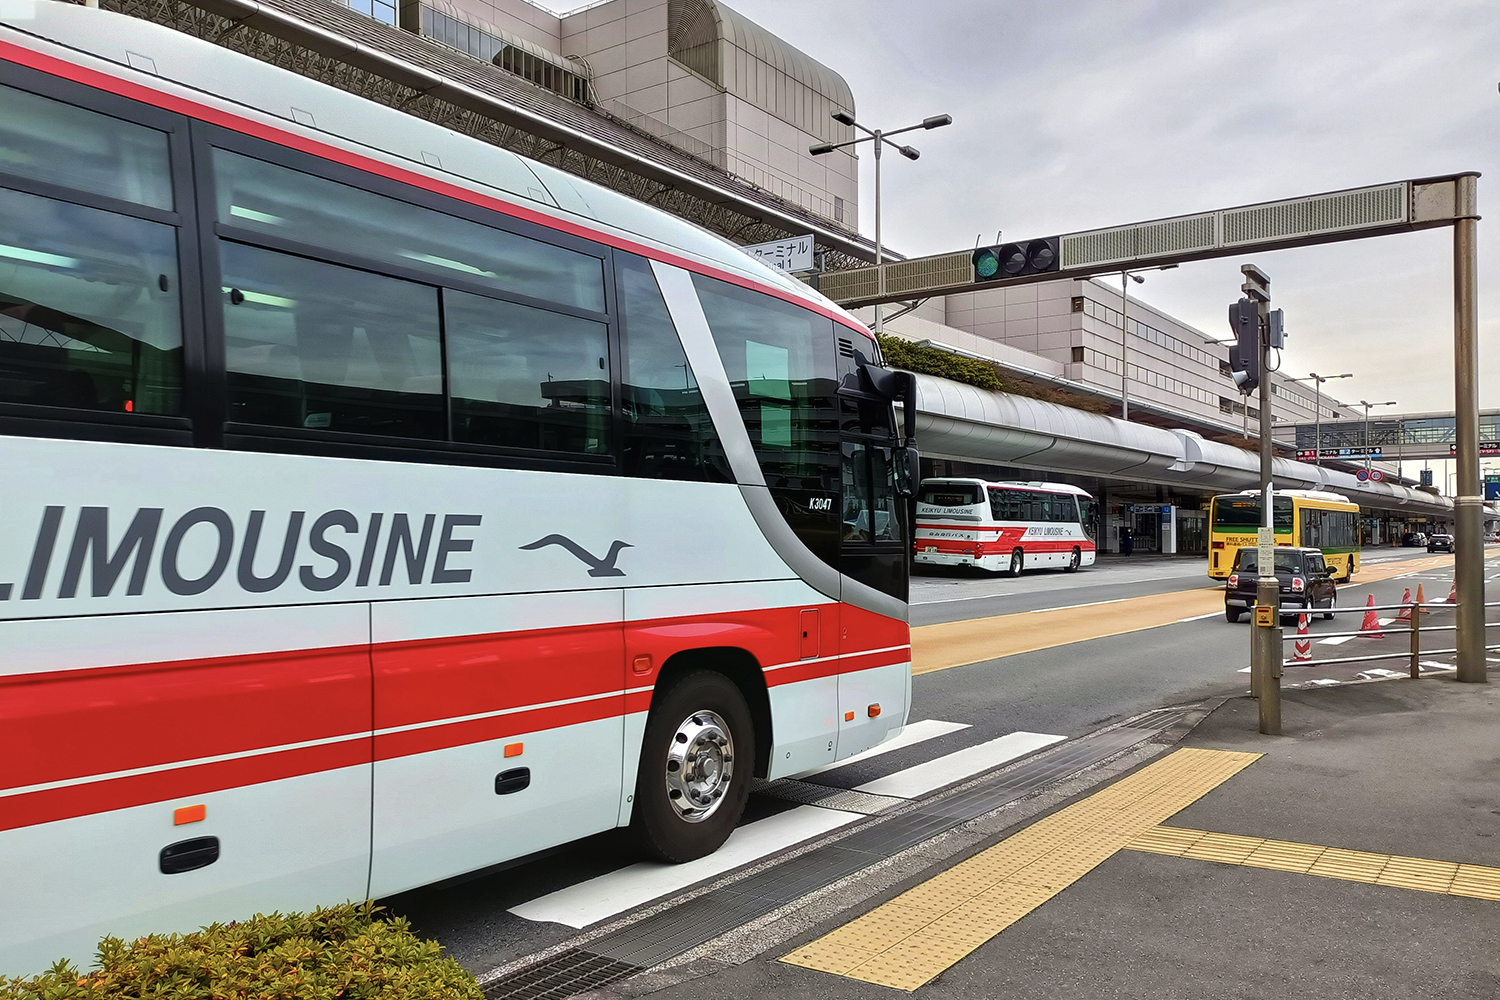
left=1, top=903, right=480, bottom=1000
left=875, top=334, right=1002, bottom=392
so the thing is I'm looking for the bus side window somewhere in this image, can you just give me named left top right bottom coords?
left=446, top=290, right=610, bottom=454
left=0, top=84, right=183, bottom=418
left=616, top=254, right=729, bottom=481
left=220, top=243, right=444, bottom=439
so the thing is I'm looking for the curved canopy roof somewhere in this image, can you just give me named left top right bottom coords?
left=912, top=374, right=1456, bottom=518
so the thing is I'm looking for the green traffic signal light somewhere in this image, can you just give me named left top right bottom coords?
left=973, top=248, right=1000, bottom=279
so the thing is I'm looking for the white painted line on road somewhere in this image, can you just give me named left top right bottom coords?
left=799, top=719, right=972, bottom=777
left=855, top=731, right=1064, bottom=799
left=1175, top=611, right=1222, bottom=623
left=1319, top=636, right=1355, bottom=646
left=508, top=805, right=862, bottom=928
left=1358, top=668, right=1405, bottom=679
left=1237, top=666, right=1252, bottom=673
left=1307, top=678, right=1341, bottom=686
left=1420, top=660, right=1456, bottom=671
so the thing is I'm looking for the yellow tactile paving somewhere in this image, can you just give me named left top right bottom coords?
left=1126, top=826, right=1500, bottom=898
left=780, top=747, right=1260, bottom=991
left=910, top=552, right=1461, bottom=674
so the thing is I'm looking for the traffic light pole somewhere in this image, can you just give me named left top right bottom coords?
left=1243, top=264, right=1282, bottom=734
left=1452, top=183, right=1486, bottom=684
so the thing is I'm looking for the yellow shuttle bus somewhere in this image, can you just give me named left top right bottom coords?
left=1208, top=490, right=1361, bottom=581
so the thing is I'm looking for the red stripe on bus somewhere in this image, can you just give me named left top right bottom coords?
left=0, top=37, right=875, bottom=345
left=0, top=739, right=369, bottom=834
left=0, top=602, right=908, bottom=827
left=1, top=645, right=371, bottom=791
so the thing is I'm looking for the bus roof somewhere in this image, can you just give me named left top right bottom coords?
left=920, top=478, right=1094, bottom=498
left=1218, top=489, right=1354, bottom=504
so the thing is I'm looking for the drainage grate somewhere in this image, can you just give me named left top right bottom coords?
left=482, top=948, right=641, bottom=1000
left=488, top=719, right=1176, bottom=998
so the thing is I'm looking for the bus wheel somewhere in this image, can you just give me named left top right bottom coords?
left=1008, top=549, right=1024, bottom=577
left=632, top=670, right=754, bottom=863
left=1225, top=607, right=1241, bottom=623
left=1065, top=547, right=1081, bottom=573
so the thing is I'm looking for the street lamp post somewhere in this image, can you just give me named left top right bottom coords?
left=1358, top=399, right=1398, bottom=472
left=1118, top=264, right=1177, bottom=421
left=1287, top=372, right=1353, bottom=467
left=811, top=111, right=952, bottom=335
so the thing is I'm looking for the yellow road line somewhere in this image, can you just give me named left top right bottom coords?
left=1126, top=825, right=1500, bottom=899
left=779, top=748, right=1260, bottom=991
left=911, top=554, right=1460, bottom=675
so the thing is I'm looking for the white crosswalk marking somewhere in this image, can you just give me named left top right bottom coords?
left=509, top=725, right=1065, bottom=928
left=799, top=719, right=971, bottom=777
left=509, top=805, right=861, bottom=928
left=854, top=731, right=1064, bottom=799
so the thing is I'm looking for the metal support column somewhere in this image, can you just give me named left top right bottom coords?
left=1452, top=174, right=1486, bottom=683
left=1244, top=264, right=1281, bottom=732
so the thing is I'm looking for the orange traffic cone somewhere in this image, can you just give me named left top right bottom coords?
left=1396, top=587, right=1413, bottom=621
left=1359, top=594, right=1384, bottom=638
left=1415, top=583, right=1427, bottom=616
left=1446, top=578, right=1458, bottom=604
left=1293, top=613, right=1312, bottom=661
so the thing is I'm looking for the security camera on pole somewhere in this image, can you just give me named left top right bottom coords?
left=1228, top=264, right=1285, bottom=735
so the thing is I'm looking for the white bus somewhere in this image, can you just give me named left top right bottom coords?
left=915, top=478, right=1098, bottom=575
left=0, top=6, right=915, bottom=973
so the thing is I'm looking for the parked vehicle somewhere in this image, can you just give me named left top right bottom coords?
left=1427, top=532, right=1455, bottom=553
left=914, top=479, right=1097, bottom=576
left=1224, top=547, right=1338, bottom=623
left=1402, top=531, right=1428, bottom=547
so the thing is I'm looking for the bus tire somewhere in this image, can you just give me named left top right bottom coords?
left=1065, top=547, right=1081, bottom=573
left=1008, top=549, right=1024, bottom=577
left=632, top=670, right=755, bottom=863
left=1225, top=607, right=1241, bottom=623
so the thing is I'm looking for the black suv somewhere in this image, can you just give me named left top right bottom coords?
left=1427, top=532, right=1454, bottom=553
left=1224, top=546, right=1338, bottom=623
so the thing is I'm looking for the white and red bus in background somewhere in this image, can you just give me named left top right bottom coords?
left=0, top=5, right=917, bottom=974
left=915, top=478, right=1098, bottom=575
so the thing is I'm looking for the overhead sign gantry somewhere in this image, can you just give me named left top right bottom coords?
left=814, top=171, right=1486, bottom=684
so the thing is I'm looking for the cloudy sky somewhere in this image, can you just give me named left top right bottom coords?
left=559, top=0, right=1500, bottom=422
left=737, top=0, right=1500, bottom=417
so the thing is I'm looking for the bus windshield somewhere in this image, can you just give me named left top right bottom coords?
left=1213, top=496, right=1293, bottom=533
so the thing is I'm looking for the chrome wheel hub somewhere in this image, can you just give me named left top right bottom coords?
left=664, top=710, right=734, bottom=824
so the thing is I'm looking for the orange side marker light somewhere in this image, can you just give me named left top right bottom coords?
left=868, top=704, right=881, bottom=718
left=631, top=654, right=653, bottom=675
left=844, top=711, right=855, bottom=722
left=173, top=804, right=206, bottom=826
left=504, top=742, right=524, bottom=758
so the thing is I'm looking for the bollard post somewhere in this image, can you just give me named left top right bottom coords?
left=1409, top=601, right=1421, bottom=679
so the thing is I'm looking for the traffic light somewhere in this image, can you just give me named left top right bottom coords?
left=1227, top=297, right=1260, bottom=393
left=973, top=238, right=1060, bottom=282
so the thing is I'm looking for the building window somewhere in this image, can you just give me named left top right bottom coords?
left=419, top=8, right=590, bottom=104
left=834, top=196, right=845, bottom=224
left=1071, top=346, right=1085, bottom=363
left=348, top=0, right=396, bottom=27
left=1072, top=296, right=1085, bottom=313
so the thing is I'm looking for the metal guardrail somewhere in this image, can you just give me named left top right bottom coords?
left=1277, top=600, right=1500, bottom=678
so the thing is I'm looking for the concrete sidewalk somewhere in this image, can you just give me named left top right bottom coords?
left=635, top=679, right=1500, bottom=999
left=977, top=679, right=1500, bottom=999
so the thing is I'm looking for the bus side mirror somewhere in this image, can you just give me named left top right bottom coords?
left=894, top=445, right=918, bottom=497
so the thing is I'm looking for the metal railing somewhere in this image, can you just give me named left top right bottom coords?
left=1279, top=601, right=1500, bottom=679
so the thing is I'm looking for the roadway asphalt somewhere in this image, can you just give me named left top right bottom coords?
left=391, top=546, right=1494, bottom=984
